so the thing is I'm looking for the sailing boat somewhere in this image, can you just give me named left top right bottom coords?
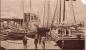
left=50, top=0, right=85, bottom=49
left=6, top=0, right=50, bottom=40
left=5, top=0, right=40, bottom=40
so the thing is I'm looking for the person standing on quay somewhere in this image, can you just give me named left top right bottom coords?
left=23, top=35, right=28, bottom=49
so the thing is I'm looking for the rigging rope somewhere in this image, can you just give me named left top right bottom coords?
left=48, top=0, right=58, bottom=40
left=70, top=0, right=76, bottom=24
left=51, top=0, right=58, bottom=27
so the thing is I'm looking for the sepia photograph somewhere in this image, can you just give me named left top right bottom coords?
left=0, top=0, right=85, bottom=50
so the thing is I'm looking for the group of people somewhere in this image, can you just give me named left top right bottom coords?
left=22, top=24, right=50, bottom=49
left=22, top=24, right=70, bottom=49
left=22, top=34, right=47, bottom=49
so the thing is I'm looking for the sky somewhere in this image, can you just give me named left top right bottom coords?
left=81, top=0, right=86, bottom=4
left=1, top=0, right=86, bottom=25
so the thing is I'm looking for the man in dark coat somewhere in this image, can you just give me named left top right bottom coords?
left=23, top=35, right=28, bottom=49
left=34, top=24, right=50, bottom=49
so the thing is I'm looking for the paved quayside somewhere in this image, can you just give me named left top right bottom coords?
left=1, top=38, right=61, bottom=49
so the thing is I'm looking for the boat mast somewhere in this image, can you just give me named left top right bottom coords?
left=29, top=0, right=32, bottom=22
left=0, top=0, right=1, bottom=46
left=61, top=0, right=66, bottom=49
left=25, top=0, right=32, bottom=32
left=47, top=0, right=50, bottom=27
left=43, top=0, right=46, bottom=27
left=63, top=0, right=66, bottom=23
left=30, top=0, right=31, bottom=12
left=22, top=0, right=25, bottom=28
left=59, top=0, right=62, bottom=24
